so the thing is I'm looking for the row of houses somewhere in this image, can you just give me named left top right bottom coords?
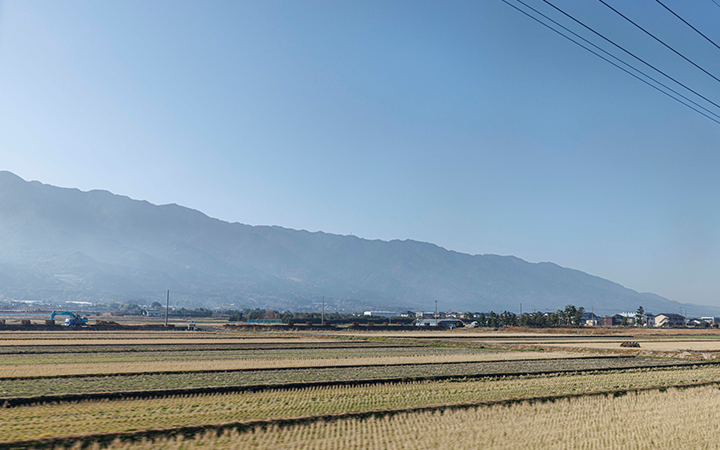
left=363, top=311, right=472, bottom=319
left=584, top=312, right=719, bottom=327
left=364, top=309, right=719, bottom=328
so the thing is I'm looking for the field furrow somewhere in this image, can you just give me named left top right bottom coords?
left=72, top=384, right=720, bottom=450
left=0, top=351, right=594, bottom=378
left=0, top=357, right=693, bottom=398
left=3, top=365, right=720, bottom=443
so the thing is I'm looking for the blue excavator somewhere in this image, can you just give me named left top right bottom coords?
left=50, top=311, right=89, bottom=327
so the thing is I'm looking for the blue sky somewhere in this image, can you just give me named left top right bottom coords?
left=1, top=0, right=720, bottom=306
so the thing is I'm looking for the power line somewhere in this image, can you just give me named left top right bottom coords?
left=655, top=0, right=720, bottom=52
left=598, top=0, right=720, bottom=85
left=500, top=0, right=720, bottom=125
left=515, top=0, right=720, bottom=120
left=712, top=0, right=720, bottom=10
left=541, top=0, right=720, bottom=113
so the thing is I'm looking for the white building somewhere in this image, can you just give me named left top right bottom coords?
left=414, top=319, right=464, bottom=329
left=654, top=313, right=685, bottom=327
left=363, top=311, right=397, bottom=318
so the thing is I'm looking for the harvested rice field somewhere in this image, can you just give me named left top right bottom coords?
left=3, top=364, right=720, bottom=443
left=0, top=338, right=330, bottom=346
left=552, top=340, right=720, bottom=352
left=0, top=347, right=586, bottom=373
left=83, top=384, right=720, bottom=450
left=0, top=345, right=497, bottom=365
left=0, top=356, right=695, bottom=398
left=0, top=341, right=421, bottom=354
left=3, top=328, right=720, bottom=449
left=0, top=351, right=597, bottom=378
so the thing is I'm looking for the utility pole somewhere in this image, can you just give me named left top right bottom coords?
left=321, top=296, right=325, bottom=326
left=165, top=290, right=169, bottom=327
left=435, top=300, right=438, bottom=324
left=520, top=303, right=522, bottom=316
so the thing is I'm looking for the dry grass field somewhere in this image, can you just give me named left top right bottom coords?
left=0, top=337, right=326, bottom=346
left=0, top=346, right=483, bottom=365
left=4, top=365, right=720, bottom=442
left=0, top=351, right=595, bottom=378
left=552, top=340, right=720, bottom=352
left=83, top=385, right=720, bottom=450
left=0, top=356, right=690, bottom=399
left=3, top=327, right=720, bottom=449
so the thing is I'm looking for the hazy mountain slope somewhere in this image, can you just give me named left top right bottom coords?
left=0, top=171, right=711, bottom=315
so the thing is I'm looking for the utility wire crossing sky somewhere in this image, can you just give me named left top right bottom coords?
left=504, top=0, right=720, bottom=124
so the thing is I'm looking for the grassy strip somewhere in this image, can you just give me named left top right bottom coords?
left=5, top=364, right=720, bottom=443
left=0, top=354, right=628, bottom=381
left=0, top=358, right=706, bottom=408
left=429, top=336, right=720, bottom=361
left=0, top=346, right=479, bottom=366
left=2, top=380, right=718, bottom=450
left=0, top=357, right=696, bottom=398
left=0, top=338, right=324, bottom=346
left=0, top=343, right=424, bottom=355
left=0, top=363, right=698, bottom=408
left=50, top=386, right=720, bottom=450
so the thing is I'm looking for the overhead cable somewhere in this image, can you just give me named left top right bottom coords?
left=515, top=0, right=720, bottom=120
left=500, top=0, right=720, bottom=125
left=598, top=0, right=720, bottom=85
left=541, top=0, right=720, bottom=112
left=655, top=0, right=720, bottom=52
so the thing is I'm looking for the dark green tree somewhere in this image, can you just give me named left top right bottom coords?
left=635, top=306, right=645, bottom=326
left=572, top=307, right=585, bottom=326
left=477, top=313, right=487, bottom=327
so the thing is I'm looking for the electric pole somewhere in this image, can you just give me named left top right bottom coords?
left=165, top=290, right=169, bottom=327
left=321, top=296, right=325, bottom=326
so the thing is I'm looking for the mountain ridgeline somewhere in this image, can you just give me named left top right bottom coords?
left=0, top=171, right=710, bottom=315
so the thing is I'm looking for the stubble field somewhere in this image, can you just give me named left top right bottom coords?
left=3, top=327, right=720, bottom=449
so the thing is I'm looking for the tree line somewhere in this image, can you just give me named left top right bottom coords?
left=474, top=305, right=586, bottom=328
left=229, top=305, right=589, bottom=327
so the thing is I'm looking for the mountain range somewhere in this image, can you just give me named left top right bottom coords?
left=0, top=170, right=713, bottom=316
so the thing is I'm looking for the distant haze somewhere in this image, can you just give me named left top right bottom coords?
left=2, top=2, right=720, bottom=309
left=0, top=171, right=714, bottom=316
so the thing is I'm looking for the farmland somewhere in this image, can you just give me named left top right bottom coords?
left=4, top=327, right=720, bottom=448
left=0, top=356, right=697, bottom=399
left=0, top=349, right=596, bottom=378
left=86, top=385, right=720, bottom=450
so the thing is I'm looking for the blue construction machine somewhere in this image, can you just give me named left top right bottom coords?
left=50, top=311, right=89, bottom=327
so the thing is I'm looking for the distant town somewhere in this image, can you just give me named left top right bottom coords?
left=0, top=298, right=715, bottom=329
